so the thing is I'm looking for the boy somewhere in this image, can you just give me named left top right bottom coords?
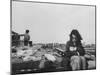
left=24, top=30, right=30, bottom=46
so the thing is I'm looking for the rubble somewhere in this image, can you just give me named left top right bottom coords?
left=11, top=45, right=96, bottom=73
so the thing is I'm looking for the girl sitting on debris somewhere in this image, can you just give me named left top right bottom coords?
left=65, top=29, right=86, bottom=70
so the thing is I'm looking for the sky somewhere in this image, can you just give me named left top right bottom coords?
left=12, top=1, right=95, bottom=44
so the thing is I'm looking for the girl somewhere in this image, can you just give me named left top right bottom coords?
left=65, top=29, right=86, bottom=70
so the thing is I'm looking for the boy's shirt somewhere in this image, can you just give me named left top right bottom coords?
left=24, top=33, right=30, bottom=41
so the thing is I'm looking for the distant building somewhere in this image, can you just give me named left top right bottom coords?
left=12, top=31, right=20, bottom=46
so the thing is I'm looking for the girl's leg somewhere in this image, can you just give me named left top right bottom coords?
left=80, top=56, right=86, bottom=70
left=70, top=56, right=81, bottom=70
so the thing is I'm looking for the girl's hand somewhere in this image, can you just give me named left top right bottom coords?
left=77, top=52, right=80, bottom=56
left=70, top=47, right=77, bottom=51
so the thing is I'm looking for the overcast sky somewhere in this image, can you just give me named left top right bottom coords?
left=12, top=1, right=95, bottom=44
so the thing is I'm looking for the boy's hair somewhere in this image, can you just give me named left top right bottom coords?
left=26, top=30, right=29, bottom=33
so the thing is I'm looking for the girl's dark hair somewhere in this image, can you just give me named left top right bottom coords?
left=69, top=29, right=82, bottom=45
